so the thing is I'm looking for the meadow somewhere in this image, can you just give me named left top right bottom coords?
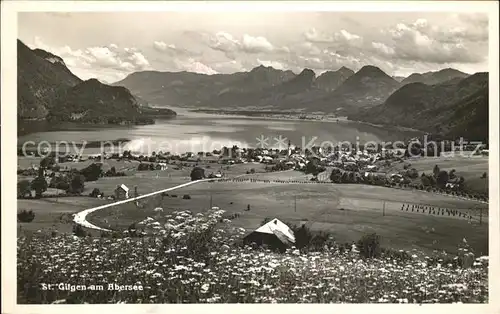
left=87, top=180, right=488, bottom=256
left=17, top=209, right=488, bottom=304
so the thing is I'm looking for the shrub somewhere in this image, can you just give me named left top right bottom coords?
left=190, top=166, right=205, bottom=181
left=68, top=174, right=86, bottom=194
left=40, top=156, right=56, bottom=169
left=17, top=210, right=35, bottom=223
left=17, top=180, right=32, bottom=199
left=137, top=163, right=150, bottom=171
left=407, top=168, right=419, bottom=179
left=183, top=194, right=191, bottom=200
left=128, top=223, right=139, bottom=237
left=31, top=175, right=48, bottom=198
left=90, top=188, right=102, bottom=197
left=171, top=194, right=178, bottom=198
left=292, top=224, right=313, bottom=250
left=356, top=233, right=381, bottom=258
left=79, top=163, right=103, bottom=181
left=72, top=224, right=88, bottom=237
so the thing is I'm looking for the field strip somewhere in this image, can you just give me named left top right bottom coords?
left=73, top=178, right=218, bottom=232
left=218, top=178, right=488, bottom=204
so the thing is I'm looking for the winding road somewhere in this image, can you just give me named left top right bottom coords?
left=73, top=178, right=217, bottom=232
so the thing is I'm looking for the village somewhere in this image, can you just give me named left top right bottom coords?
left=17, top=136, right=489, bottom=205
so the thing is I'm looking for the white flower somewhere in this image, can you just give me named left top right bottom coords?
left=201, top=283, right=210, bottom=293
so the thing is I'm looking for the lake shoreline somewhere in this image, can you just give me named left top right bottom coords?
left=189, top=109, right=424, bottom=134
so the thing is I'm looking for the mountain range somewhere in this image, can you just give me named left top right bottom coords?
left=349, top=72, right=488, bottom=141
left=17, top=39, right=175, bottom=125
left=401, top=68, right=469, bottom=86
left=114, top=63, right=487, bottom=140
left=18, top=36, right=487, bottom=141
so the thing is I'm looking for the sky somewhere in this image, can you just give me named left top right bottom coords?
left=18, top=11, right=489, bottom=84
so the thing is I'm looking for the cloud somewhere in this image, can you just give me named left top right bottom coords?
left=209, top=31, right=240, bottom=55
left=371, top=42, right=395, bottom=56
left=30, top=37, right=151, bottom=82
left=375, top=19, right=487, bottom=64
left=304, top=28, right=334, bottom=43
left=338, top=29, right=361, bottom=41
left=242, top=34, right=274, bottom=53
left=173, top=58, right=217, bottom=75
left=205, top=31, right=280, bottom=56
left=304, top=28, right=363, bottom=45
left=211, top=59, right=247, bottom=73
left=257, top=59, right=286, bottom=70
left=153, top=41, right=168, bottom=51
left=153, top=41, right=202, bottom=59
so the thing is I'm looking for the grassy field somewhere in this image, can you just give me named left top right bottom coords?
left=87, top=180, right=488, bottom=256
left=17, top=197, right=109, bottom=235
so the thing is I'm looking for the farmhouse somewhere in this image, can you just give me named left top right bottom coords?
left=114, top=184, right=130, bottom=199
left=243, top=218, right=296, bottom=252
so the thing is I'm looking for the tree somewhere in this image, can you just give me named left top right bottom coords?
left=73, top=224, right=88, bottom=237
left=348, top=172, right=355, bottom=183
left=433, top=165, right=440, bottom=177
left=421, top=175, right=431, bottom=187
left=190, top=166, right=205, bottom=181
left=31, top=175, right=48, bottom=198
left=17, top=180, right=32, bottom=199
left=436, top=170, right=449, bottom=188
left=40, top=156, right=56, bottom=169
left=293, top=224, right=313, bottom=250
left=90, top=188, right=102, bottom=197
left=18, top=210, right=35, bottom=222
left=304, top=159, right=325, bottom=176
left=69, top=174, right=86, bottom=194
left=357, top=233, right=381, bottom=258
left=80, top=163, right=103, bottom=181
left=449, top=169, right=457, bottom=180
left=50, top=175, right=70, bottom=191
left=407, top=168, right=419, bottom=179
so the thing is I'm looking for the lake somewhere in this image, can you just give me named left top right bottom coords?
left=18, top=109, right=421, bottom=156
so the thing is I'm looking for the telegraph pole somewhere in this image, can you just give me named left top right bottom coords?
left=294, top=195, right=297, bottom=212
left=210, top=193, right=213, bottom=209
left=383, top=201, right=386, bottom=216
left=479, top=207, right=482, bottom=225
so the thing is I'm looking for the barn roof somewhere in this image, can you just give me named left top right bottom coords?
left=116, top=184, right=129, bottom=192
left=253, top=218, right=296, bottom=244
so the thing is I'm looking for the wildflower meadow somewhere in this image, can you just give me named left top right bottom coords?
left=17, top=209, right=488, bottom=304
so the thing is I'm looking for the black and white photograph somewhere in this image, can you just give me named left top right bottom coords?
left=1, top=0, right=499, bottom=310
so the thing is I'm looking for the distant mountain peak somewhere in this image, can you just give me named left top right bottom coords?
left=402, top=67, right=470, bottom=86
left=251, top=64, right=275, bottom=73
left=17, top=38, right=164, bottom=124
left=338, top=66, right=354, bottom=73
left=356, top=65, right=391, bottom=78
left=298, top=68, right=316, bottom=77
